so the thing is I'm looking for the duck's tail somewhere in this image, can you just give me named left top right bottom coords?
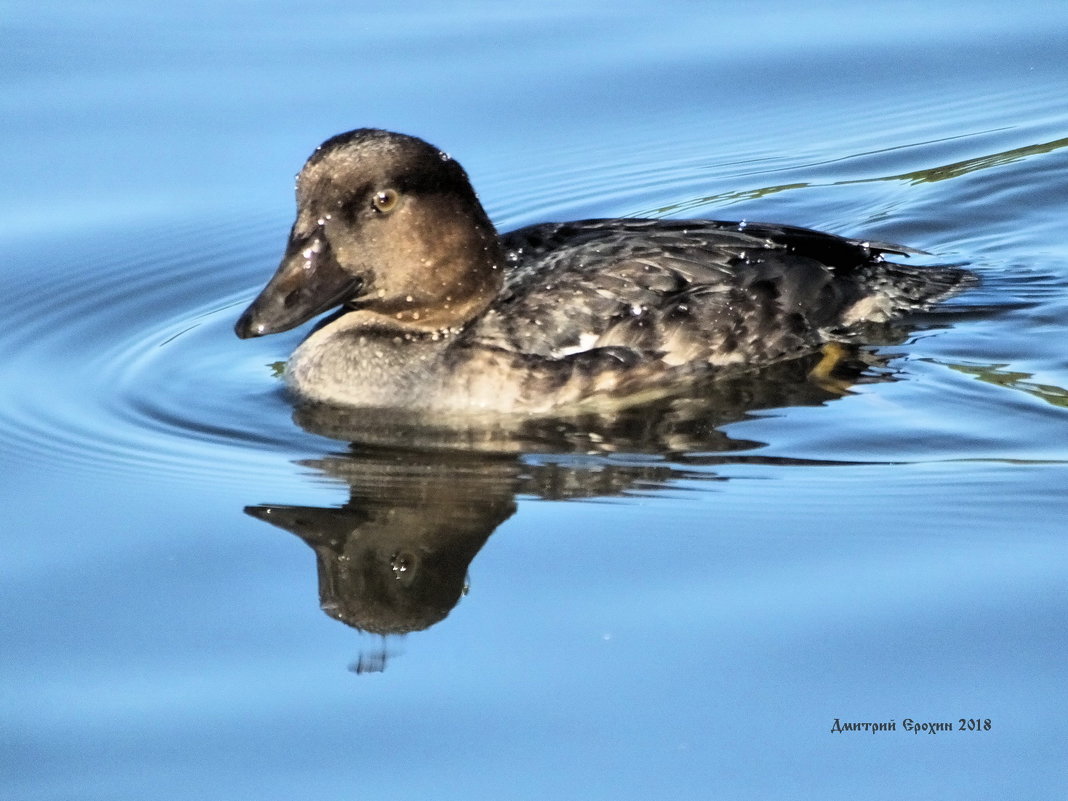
left=837, top=261, right=977, bottom=327
left=870, top=261, right=979, bottom=311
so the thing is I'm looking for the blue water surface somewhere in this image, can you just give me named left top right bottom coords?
left=2, top=2, right=1067, bottom=798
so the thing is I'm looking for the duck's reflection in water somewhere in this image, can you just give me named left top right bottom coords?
left=244, top=348, right=897, bottom=671
left=246, top=450, right=701, bottom=672
left=246, top=451, right=519, bottom=636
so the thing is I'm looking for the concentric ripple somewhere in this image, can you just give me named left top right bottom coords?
left=5, top=106, right=1068, bottom=491
left=0, top=214, right=337, bottom=489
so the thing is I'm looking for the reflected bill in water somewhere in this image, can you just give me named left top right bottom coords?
left=246, top=449, right=694, bottom=671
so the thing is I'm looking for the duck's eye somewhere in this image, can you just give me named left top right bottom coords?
left=372, top=189, right=399, bottom=214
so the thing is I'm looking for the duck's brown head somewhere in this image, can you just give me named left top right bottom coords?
left=236, top=129, right=504, bottom=339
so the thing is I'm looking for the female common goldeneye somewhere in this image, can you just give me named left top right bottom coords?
left=235, top=128, right=975, bottom=414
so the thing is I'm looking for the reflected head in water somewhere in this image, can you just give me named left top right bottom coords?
left=245, top=452, right=519, bottom=635
left=242, top=446, right=711, bottom=649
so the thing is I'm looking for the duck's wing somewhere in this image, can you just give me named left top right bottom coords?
left=499, top=218, right=920, bottom=280
left=469, top=219, right=898, bottom=364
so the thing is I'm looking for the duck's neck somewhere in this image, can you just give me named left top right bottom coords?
left=372, top=286, right=498, bottom=333
left=360, top=196, right=506, bottom=334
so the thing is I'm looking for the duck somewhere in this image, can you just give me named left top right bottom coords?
left=235, top=128, right=975, bottom=415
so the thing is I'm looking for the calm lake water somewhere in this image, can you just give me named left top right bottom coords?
left=4, top=2, right=1067, bottom=798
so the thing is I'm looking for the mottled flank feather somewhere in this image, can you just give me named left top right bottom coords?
left=470, top=218, right=975, bottom=370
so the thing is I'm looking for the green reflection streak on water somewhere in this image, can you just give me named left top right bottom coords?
left=936, top=359, right=1068, bottom=409
left=888, top=135, right=1068, bottom=185
left=646, top=135, right=1068, bottom=217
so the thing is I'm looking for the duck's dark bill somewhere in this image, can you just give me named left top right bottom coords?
left=234, top=238, right=361, bottom=339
